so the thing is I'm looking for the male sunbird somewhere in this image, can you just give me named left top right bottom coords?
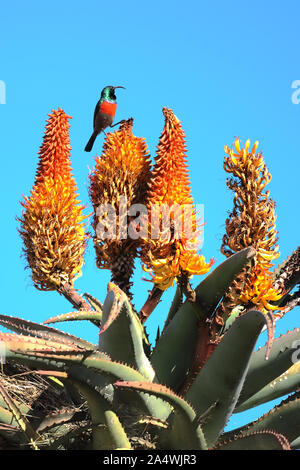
left=84, top=85, right=125, bottom=152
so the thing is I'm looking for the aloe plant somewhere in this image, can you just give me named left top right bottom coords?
left=1, top=257, right=299, bottom=451
left=0, top=107, right=299, bottom=450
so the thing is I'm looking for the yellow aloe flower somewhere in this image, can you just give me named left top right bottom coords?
left=221, top=137, right=282, bottom=312
left=19, top=109, right=87, bottom=291
left=240, top=264, right=283, bottom=311
left=142, top=107, right=213, bottom=291
left=88, top=119, right=151, bottom=296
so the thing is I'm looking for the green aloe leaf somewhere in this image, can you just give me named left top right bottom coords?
left=1, top=332, right=170, bottom=420
left=194, top=247, right=256, bottom=319
left=1, top=331, right=138, bottom=380
left=71, top=379, right=131, bottom=450
left=237, top=327, right=300, bottom=407
left=0, top=314, right=97, bottom=350
left=151, top=248, right=256, bottom=392
left=115, top=381, right=207, bottom=450
left=214, top=430, right=290, bottom=450
left=0, top=332, right=95, bottom=356
left=99, top=284, right=155, bottom=381
left=151, top=299, right=198, bottom=391
left=236, top=362, right=300, bottom=412
left=83, top=293, right=103, bottom=313
left=0, top=404, right=18, bottom=426
left=0, top=393, right=30, bottom=417
left=185, top=309, right=267, bottom=448
left=291, top=436, right=300, bottom=450
left=36, top=408, right=84, bottom=433
left=0, top=332, right=119, bottom=403
left=223, top=391, right=300, bottom=445
left=43, top=310, right=102, bottom=327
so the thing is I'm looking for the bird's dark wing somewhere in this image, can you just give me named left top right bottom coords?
left=93, top=100, right=100, bottom=129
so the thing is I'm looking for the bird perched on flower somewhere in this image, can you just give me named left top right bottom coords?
left=84, top=85, right=125, bottom=152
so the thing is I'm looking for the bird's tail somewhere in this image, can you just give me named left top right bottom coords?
left=84, top=132, right=97, bottom=152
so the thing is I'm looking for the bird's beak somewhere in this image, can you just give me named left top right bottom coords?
left=113, top=86, right=125, bottom=90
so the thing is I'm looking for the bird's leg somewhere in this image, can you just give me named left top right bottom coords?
left=110, top=120, right=124, bottom=128
left=110, top=117, right=133, bottom=128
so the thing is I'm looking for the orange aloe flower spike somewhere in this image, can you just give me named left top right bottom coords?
left=19, top=109, right=87, bottom=300
left=141, top=107, right=213, bottom=293
left=88, top=119, right=151, bottom=297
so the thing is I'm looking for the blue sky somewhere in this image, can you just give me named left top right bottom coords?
left=0, top=0, right=299, bottom=434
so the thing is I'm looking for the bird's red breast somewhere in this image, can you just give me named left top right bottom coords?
left=99, top=101, right=117, bottom=118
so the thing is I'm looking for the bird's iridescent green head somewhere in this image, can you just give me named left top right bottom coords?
left=100, top=86, right=125, bottom=102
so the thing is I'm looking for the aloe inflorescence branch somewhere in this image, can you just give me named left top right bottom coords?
left=88, top=119, right=151, bottom=298
left=141, top=108, right=213, bottom=291
left=213, top=138, right=283, bottom=335
left=140, top=108, right=214, bottom=322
